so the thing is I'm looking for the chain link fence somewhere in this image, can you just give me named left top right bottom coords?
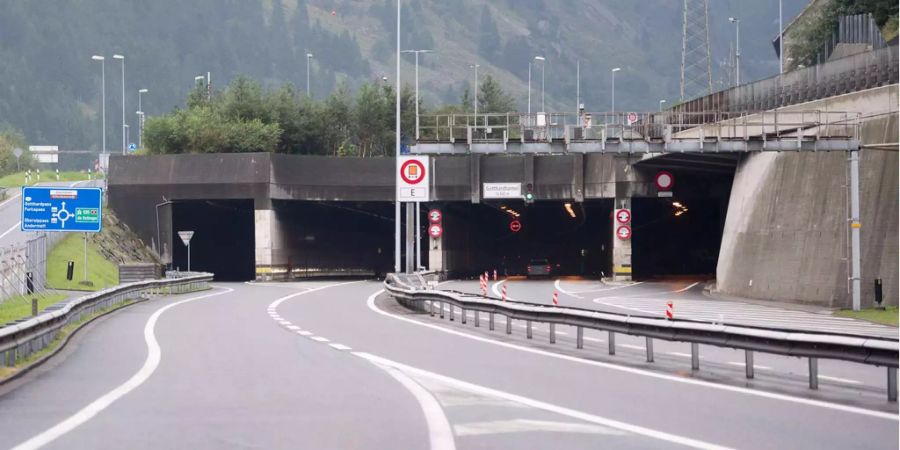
left=0, top=233, right=64, bottom=303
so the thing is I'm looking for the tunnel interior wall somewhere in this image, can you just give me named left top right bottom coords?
left=717, top=113, right=899, bottom=307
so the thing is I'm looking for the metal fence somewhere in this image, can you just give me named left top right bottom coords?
left=0, top=233, right=64, bottom=303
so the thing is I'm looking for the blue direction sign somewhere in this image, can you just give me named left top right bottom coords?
left=128, top=142, right=137, bottom=152
left=21, top=187, right=103, bottom=233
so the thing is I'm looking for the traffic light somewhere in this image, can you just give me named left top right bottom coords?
left=524, top=183, right=535, bottom=204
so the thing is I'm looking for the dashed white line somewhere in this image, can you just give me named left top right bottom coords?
left=286, top=325, right=301, bottom=331
left=297, top=331, right=313, bottom=336
left=329, top=343, right=352, bottom=351
left=311, top=336, right=330, bottom=343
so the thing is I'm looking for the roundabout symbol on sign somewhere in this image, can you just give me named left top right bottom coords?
left=615, top=209, right=631, bottom=224
left=616, top=225, right=632, bottom=240
left=428, top=223, right=443, bottom=238
left=400, top=160, right=426, bottom=185
left=509, top=220, right=522, bottom=233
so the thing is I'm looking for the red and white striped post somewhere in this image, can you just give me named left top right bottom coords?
left=501, top=284, right=507, bottom=301
left=480, top=275, right=487, bottom=296
left=666, top=301, right=674, bottom=320
left=552, top=291, right=559, bottom=306
left=493, top=269, right=497, bottom=281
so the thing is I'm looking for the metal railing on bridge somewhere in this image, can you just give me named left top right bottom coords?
left=414, top=110, right=860, bottom=154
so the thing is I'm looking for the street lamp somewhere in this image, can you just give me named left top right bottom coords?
left=659, top=99, right=667, bottom=112
left=123, top=124, right=130, bottom=152
left=113, top=54, right=125, bottom=155
left=469, top=64, right=480, bottom=118
left=534, top=56, right=545, bottom=112
left=400, top=49, right=432, bottom=272
left=306, top=52, right=314, bottom=96
left=400, top=49, right=432, bottom=141
left=610, top=67, right=621, bottom=112
left=138, top=89, right=148, bottom=150
left=91, top=55, right=106, bottom=155
left=779, top=0, right=783, bottom=74
left=728, top=17, right=741, bottom=86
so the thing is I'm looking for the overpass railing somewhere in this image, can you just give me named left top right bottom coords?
left=0, top=272, right=213, bottom=370
left=415, top=110, right=859, bottom=153
left=384, top=274, right=898, bottom=402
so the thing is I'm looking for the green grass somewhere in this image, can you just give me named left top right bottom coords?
left=0, top=170, right=101, bottom=189
left=47, top=233, right=118, bottom=291
left=834, top=307, right=898, bottom=326
left=0, top=292, right=67, bottom=326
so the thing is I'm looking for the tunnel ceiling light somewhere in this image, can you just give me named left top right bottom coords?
left=564, top=203, right=576, bottom=218
left=672, top=201, right=683, bottom=208
left=500, top=205, right=507, bottom=210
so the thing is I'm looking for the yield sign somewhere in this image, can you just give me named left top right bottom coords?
left=178, top=231, right=195, bottom=246
left=615, top=209, right=631, bottom=224
left=616, top=225, right=632, bottom=240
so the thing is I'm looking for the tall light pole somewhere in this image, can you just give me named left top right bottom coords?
left=576, top=59, right=581, bottom=117
left=527, top=61, right=532, bottom=114
left=534, top=56, right=545, bottom=112
left=470, top=63, right=480, bottom=119
left=659, top=99, right=667, bottom=111
left=394, top=0, right=401, bottom=273
left=123, top=124, right=130, bottom=152
left=610, top=67, right=621, bottom=112
left=401, top=49, right=432, bottom=271
left=306, top=52, right=314, bottom=96
left=113, top=54, right=125, bottom=155
left=138, top=88, right=148, bottom=150
left=91, top=56, right=106, bottom=155
left=779, top=0, right=784, bottom=74
left=729, top=17, right=741, bottom=86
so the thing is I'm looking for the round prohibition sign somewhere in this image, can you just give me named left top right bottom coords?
left=428, top=209, right=442, bottom=223
left=655, top=171, right=674, bottom=191
left=616, top=225, right=632, bottom=240
left=615, top=209, right=631, bottom=224
left=400, top=159, right=426, bottom=185
left=509, top=220, right=522, bottom=232
left=428, top=223, right=443, bottom=238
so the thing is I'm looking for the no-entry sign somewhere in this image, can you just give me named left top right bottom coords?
left=616, top=225, right=632, bottom=240
left=397, top=156, right=430, bottom=202
left=615, top=209, right=631, bottom=224
left=428, top=223, right=443, bottom=238
left=428, top=209, right=442, bottom=223
left=509, top=220, right=522, bottom=233
left=655, top=171, right=674, bottom=191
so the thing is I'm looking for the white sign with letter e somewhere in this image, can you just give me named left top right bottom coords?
left=397, top=156, right=430, bottom=202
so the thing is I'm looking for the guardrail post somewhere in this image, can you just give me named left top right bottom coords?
left=489, top=312, right=494, bottom=330
left=576, top=326, right=583, bottom=349
left=549, top=323, right=556, bottom=344
left=888, top=368, right=897, bottom=402
left=429, top=300, right=435, bottom=316
left=461, top=308, right=466, bottom=324
left=691, top=343, right=700, bottom=371
left=809, top=358, right=819, bottom=390
left=526, top=320, right=532, bottom=339
left=608, top=331, right=616, bottom=355
left=474, top=310, right=480, bottom=327
left=449, top=305, right=455, bottom=321
left=439, top=302, right=444, bottom=319
left=506, top=316, right=512, bottom=334
left=645, top=337, right=654, bottom=362
left=745, top=350, right=755, bottom=378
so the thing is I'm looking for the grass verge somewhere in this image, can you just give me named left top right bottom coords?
left=0, top=171, right=101, bottom=189
left=0, top=293, right=67, bottom=326
left=0, top=300, right=135, bottom=380
left=47, top=233, right=118, bottom=291
left=834, top=306, right=898, bottom=326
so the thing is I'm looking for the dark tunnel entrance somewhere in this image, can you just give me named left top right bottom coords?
left=172, top=199, right=255, bottom=281
left=436, top=200, right=613, bottom=278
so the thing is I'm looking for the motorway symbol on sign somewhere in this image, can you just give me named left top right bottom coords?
left=509, top=220, right=522, bottom=233
left=615, top=209, right=631, bottom=224
left=655, top=171, right=674, bottom=191
left=428, top=209, right=442, bottom=223
left=397, top=156, right=430, bottom=202
left=128, top=143, right=137, bottom=151
left=627, top=112, right=638, bottom=125
left=616, top=225, right=632, bottom=240
left=178, top=231, right=195, bottom=246
left=428, top=224, right=443, bottom=238
left=21, top=187, right=103, bottom=233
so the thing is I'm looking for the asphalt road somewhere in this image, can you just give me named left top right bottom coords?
left=0, top=280, right=896, bottom=449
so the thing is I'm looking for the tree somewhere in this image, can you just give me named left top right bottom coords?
left=478, top=74, right=517, bottom=113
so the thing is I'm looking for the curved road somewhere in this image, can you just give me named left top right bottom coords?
left=0, top=280, right=896, bottom=449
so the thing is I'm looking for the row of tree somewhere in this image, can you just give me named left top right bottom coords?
left=143, top=74, right=517, bottom=156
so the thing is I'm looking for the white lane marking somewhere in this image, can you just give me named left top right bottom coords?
left=311, top=336, right=330, bottom=342
left=355, top=352, right=732, bottom=450
left=454, top=419, right=625, bottom=437
left=569, top=281, right=646, bottom=294
left=0, top=222, right=21, bottom=240
left=674, top=282, right=700, bottom=293
left=490, top=279, right=508, bottom=299
left=12, top=287, right=233, bottom=450
left=366, top=356, right=456, bottom=450
left=329, top=343, right=352, bottom=351
left=554, top=279, right=583, bottom=299
left=820, top=375, right=863, bottom=385
left=298, top=331, right=313, bottom=336
left=667, top=352, right=693, bottom=358
left=726, top=362, right=773, bottom=371
left=286, top=325, right=301, bottom=331
left=367, top=290, right=897, bottom=421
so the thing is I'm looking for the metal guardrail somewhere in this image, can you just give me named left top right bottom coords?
left=384, top=274, right=899, bottom=402
left=0, top=272, right=213, bottom=368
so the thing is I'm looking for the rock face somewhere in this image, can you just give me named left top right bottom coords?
left=91, top=209, right=161, bottom=267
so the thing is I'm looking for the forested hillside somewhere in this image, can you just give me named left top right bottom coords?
left=0, top=0, right=814, bottom=151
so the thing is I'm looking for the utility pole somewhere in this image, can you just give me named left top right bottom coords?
left=849, top=150, right=861, bottom=311
left=394, top=0, right=401, bottom=274
left=680, top=0, right=713, bottom=100
left=779, top=0, right=784, bottom=74
left=729, top=17, right=741, bottom=86
left=400, top=49, right=432, bottom=272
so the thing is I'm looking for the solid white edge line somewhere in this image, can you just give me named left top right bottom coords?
left=554, top=279, right=584, bottom=299
left=329, top=343, right=352, bottom=351
left=354, top=351, right=731, bottom=450
left=367, top=290, right=897, bottom=421
left=490, top=279, right=506, bottom=299
left=12, top=287, right=234, bottom=450
left=361, top=355, right=456, bottom=450
left=0, top=221, right=22, bottom=240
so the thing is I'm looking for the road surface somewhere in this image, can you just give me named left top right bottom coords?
left=0, top=280, right=896, bottom=449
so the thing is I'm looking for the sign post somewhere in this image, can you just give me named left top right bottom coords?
left=178, top=231, right=195, bottom=272
left=397, top=156, right=430, bottom=273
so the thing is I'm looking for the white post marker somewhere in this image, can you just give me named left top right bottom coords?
left=178, top=231, right=195, bottom=272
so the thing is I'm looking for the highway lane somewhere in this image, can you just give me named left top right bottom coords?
left=0, top=282, right=429, bottom=450
left=440, top=277, right=896, bottom=391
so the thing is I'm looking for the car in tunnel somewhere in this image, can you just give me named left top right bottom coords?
left=526, top=258, right=552, bottom=278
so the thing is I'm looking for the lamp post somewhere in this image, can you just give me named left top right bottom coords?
left=534, top=56, right=545, bottom=112
left=138, top=88, right=148, bottom=150
left=659, top=99, right=667, bottom=112
left=610, top=67, right=621, bottom=112
left=394, top=0, right=401, bottom=273
left=469, top=64, right=480, bottom=117
left=306, top=52, right=314, bottom=96
left=527, top=61, right=532, bottom=114
left=729, top=17, right=741, bottom=86
left=91, top=56, right=106, bottom=155
left=401, top=49, right=432, bottom=271
left=400, top=49, right=432, bottom=141
left=113, top=54, right=125, bottom=155
left=124, top=124, right=130, bottom=151
left=779, top=0, right=783, bottom=74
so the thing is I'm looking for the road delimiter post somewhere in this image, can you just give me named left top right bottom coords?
left=474, top=310, right=480, bottom=327
left=745, top=350, right=755, bottom=378
left=809, top=358, right=819, bottom=390
left=526, top=320, right=533, bottom=339
left=691, top=343, right=700, bottom=370
left=439, top=301, right=444, bottom=318
left=489, top=312, right=494, bottom=331
left=576, top=326, right=583, bottom=349
left=888, top=368, right=897, bottom=402
left=608, top=331, right=616, bottom=355
left=645, top=337, right=654, bottom=362
left=461, top=308, right=466, bottom=324
left=549, top=323, right=556, bottom=344
left=506, top=316, right=512, bottom=334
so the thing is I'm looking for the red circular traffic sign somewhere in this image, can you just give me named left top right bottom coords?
left=615, top=209, right=631, bottom=224
left=655, top=171, right=674, bottom=191
left=616, top=225, right=632, bottom=240
left=400, top=160, right=426, bottom=185
left=627, top=112, right=638, bottom=124
left=428, top=224, right=443, bottom=238
left=428, top=209, right=442, bottom=223
left=509, top=220, right=522, bottom=233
